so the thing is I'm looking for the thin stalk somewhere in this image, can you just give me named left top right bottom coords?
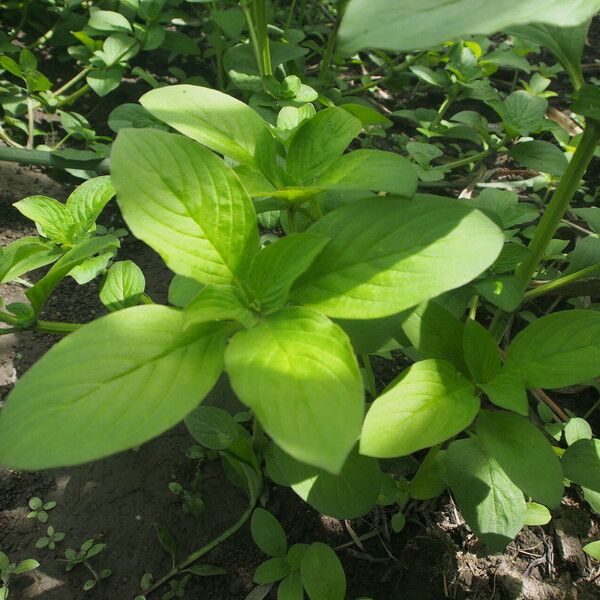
left=468, top=295, right=479, bottom=320
left=0, top=124, right=24, bottom=149
left=35, top=320, right=81, bottom=334
left=434, top=146, right=494, bottom=171
left=362, top=355, right=377, bottom=398
left=319, top=12, right=341, bottom=81
left=241, top=2, right=264, bottom=77
left=56, top=84, right=91, bottom=109
left=516, top=120, right=600, bottom=284
left=285, top=0, right=297, bottom=27
left=139, top=293, right=155, bottom=305
left=53, top=67, right=91, bottom=97
left=144, top=503, right=254, bottom=597
left=26, top=97, right=35, bottom=149
left=430, top=84, right=458, bottom=130
left=0, top=146, right=110, bottom=173
left=524, top=262, right=600, bottom=301
left=254, top=0, right=272, bottom=76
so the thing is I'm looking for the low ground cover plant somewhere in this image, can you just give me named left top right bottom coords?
left=2, top=0, right=600, bottom=597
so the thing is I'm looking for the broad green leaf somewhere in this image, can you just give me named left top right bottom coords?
left=501, top=91, right=548, bottom=137
left=168, top=275, right=203, bottom=308
left=301, top=543, right=345, bottom=600
left=292, top=196, right=503, bottom=319
left=267, top=445, right=381, bottom=519
left=0, top=306, right=230, bottom=469
left=184, top=284, right=257, bottom=329
left=400, top=301, right=467, bottom=373
left=410, top=449, right=447, bottom=500
left=108, top=103, right=167, bottom=133
left=508, top=21, right=590, bottom=90
left=70, top=252, right=114, bottom=285
left=27, top=235, right=120, bottom=313
left=583, top=487, right=600, bottom=514
left=463, top=189, right=538, bottom=230
left=0, top=237, right=62, bottom=283
left=572, top=84, right=600, bottom=121
left=336, top=311, right=408, bottom=355
left=286, top=108, right=362, bottom=184
left=100, top=260, right=145, bottom=311
left=463, top=319, right=501, bottom=384
left=254, top=558, right=291, bottom=584
left=251, top=509, right=288, bottom=558
left=562, top=439, right=600, bottom=492
left=247, top=233, right=330, bottom=313
left=13, top=559, right=40, bottom=574
left=479, top=371, right=528, bottom=416
left=14, top=196, right=73, bottom=244
left=447, top=437, right=527, bottom=551
left=315, top=149, right=417, bottom=197
left=140, top=85, right=277, bottom=177
left=571, top=207, right=600, bottom=235
left=504, top=310, right=600, bottom=389
left=508, top=141, right=568, bottom=177
left=185, top=405, right=245, bottom=450
left=474, top=276, right=524, bottom=312
left=88, top=10, right=132, bottom=33
left=86, top=65, right=124, bottom=97
left=66, top=176, right=115, bottom=240
left=338, top=0, right=600, bottom=54
left=583, top=540, right=600, bottom=560
left=225, top=307, right=363, bottom=473
left=565, top=417, right=593, bottom=446
left=278, top=572, right=303, bottom=600
left=360, top=359, right=480, bottom=458
left=111, top=129, right=259, bottom=286
left=525, top=502, right=551, bottom=525
left=477, top=410, right=564, bottom=508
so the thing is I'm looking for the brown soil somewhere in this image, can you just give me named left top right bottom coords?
left=1, top=163, right=600, bottom=600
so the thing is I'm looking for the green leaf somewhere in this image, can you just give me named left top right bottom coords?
left=251, top=509, right=288, bottom=558
left=474, top=276, right=524, bottom=312
left=565, top=418, right=593, bottom=446
left=572, top=84, right=600, bottom=121
left=225, top=307, right=363, bottom=473
left=463, top=319, right=501, bottom=384
left=508, top=141, right=568, bottom=177
left=86, top=66, right=125, bottom=97
left=476, top=410, right=564, bottom=508
left=267, top=445, right=381, bottom=519
left=336, top=312, right=407, bottom=355
left=185, top=564, right=227, bottom=576
left=286, top=108, right=362, bottom=184
left=292, top=196, right=503, bottom=319
left=315, top=149, right=417, bottom=197
left=338, top=0, right=600, bottom=53
left=571, top=207, right=600, bottom=234
left=184, top=284, right=257, bottom=329
left=154, top=523, right=177, bottom=563
left=140, top=85, right=277, bottom=177
left=464, top=189, right=538, bottom=230
left=391, top=512, right=406, bottom=533
left=301, top=543, right=345, bottom=600
left=26, top=236, right=120, bottom=313
left=410, top=449, right=447, bottom=500
left=13, top=196, right=73, bottom=244
left=277, top=572, right=304, bottom=600
left=254, top=558, right=291, bottom=584
left=100, top=260, right=145, bottom=311
left=111, top=129, right=259, bottom=286
left=525, top=502, right=551, bottom=525
left=66, top=176, right=115, bottom=241
left=0, top=55, right=22, bottom=77
left=447, top=437, right=527, bottom=551
left=13, top=559, right=40, bottom=574
left=0, top=306, right=230, bottom=469
left=562, top=439, right=600, bottom=492
left=88, top=10, right=132, bottom=33
left=501, top=91, right=547, bottom=137
left=360, top=359, right=480, bottom=458
left=247, top=234, right=330, bottom=313
left=0, top=237, right=62, bottom=283
left=400, top=301, right=467, bottom=373
left=504, top=310, right=600, bottom=389
left=479, top=371, right=528, bottom=416
left=168, top=275, right=203, bottom=308
left=185, top=406, right=244, bottom=450
left=583, top=540, right=600, bottom=560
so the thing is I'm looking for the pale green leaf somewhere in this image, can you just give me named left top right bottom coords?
left=251, top=509, right=288, bottom=558
left=100, top=260, right=145, bottom=311
left=13, top=196, right=73, bottom=244
left=225, top=307, right=363, bottom=473
left=292, top=196, right=503, bottom=319
left=410, top=449, right=447, bottom=500
left=508, top=141, right=568, bottom=177
left=301, top=543, right=345, bottom=600
left=184, top=284, right=257, bottom=329
left=565, top=417, right=593, bottom=446
left=479, top=371, right=529, bottom=416
left=185, top=405, right=245, bottom=450
left=562, top=439, right=600, bottom=492
left=477, top=410, right=564, bottom=508
left=0, top=237, right=62, bottom=283
left=583, top=540, right=600, bottom=560
left=447, top=437, right=527, bottom=550
left=463, top=319, right=501, bottom=384
left=66, top=176, right=115, bottom=240
left=360, top=359, right=480, bottom=458
left=525, top=502, right=551, bottom=525
left=0, top=306, right=230, bottom=469
left=111, top=129, right=259, bottom=286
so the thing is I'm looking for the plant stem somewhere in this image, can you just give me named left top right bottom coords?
left=0, top=146, right=110, bottom=174
left=26, top=97, right=35, bottom=149
left=524, top=262, right=600, bottom=301
left=241, top=2, right=264, bottom=77
left=144, top=503, right=254, bottom=597
left=53, top=67, right=91, bottom=97
left=430, top=85, right=458, bottom=130
left=362, top=355, right=377, bottom=397
left=468, top=295, right=479, bottom=320
left=319, top=12, right=340, bottom=81
left=254, top=0, right=272, bottom=76
left=56, top=84, right=91, bottom=109
left=516, top=120, right=600, bottom=284
left=35, top=320, right=82, bottom=334
left=140, top=293, right=155, bottom=305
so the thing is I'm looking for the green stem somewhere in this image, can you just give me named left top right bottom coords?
left=241, top=3, right=264, bottom=77
left=254, top=0, right=272, bottom=76
left=516, top=121, right=600, bottom=284
left=140, top=293, right=155, bottom=305
left=35, top=320, right=82, bottom=334
left=362, top=354, right=377, bottom=398
left=0, top=146, right=110, bottom=174
left=144, top=503, right=254, bottom=597
left=26, top=97, right=35, bottom=149
left=468, top=295, right=479, bottom=320
left=54, top=67, right=91, bottom=97
left=56, top=84, right=91, bottom=109
left=430, top=85, right=458, bottom=130
left=524, top=262, right=600, bottom=301
left=319, top=13, right=341, bottom=81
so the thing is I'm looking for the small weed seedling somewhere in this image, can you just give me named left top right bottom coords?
left=63, top=539, right=111, bottom=592
left=35, top=526, right=66, bottom=551
left=27, top=496, right=56, bottom=524
left=0, top=550, right=39, bottom=600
